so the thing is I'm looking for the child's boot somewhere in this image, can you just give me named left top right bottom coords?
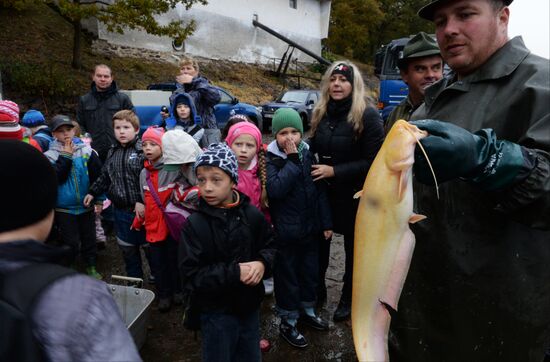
left=299, top=307, right=329, bottom=331
left=279, top=319, right=308, bottom=348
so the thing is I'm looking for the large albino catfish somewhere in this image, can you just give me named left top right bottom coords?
left=352, top=119, right=433, bottom=361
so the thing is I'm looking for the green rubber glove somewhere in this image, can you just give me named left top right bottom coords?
left=410, top=119, right=532, bottom=191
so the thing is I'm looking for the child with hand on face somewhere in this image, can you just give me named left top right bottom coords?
left=266, top=108, right=333, bottom=349
left=44, top=115, right=103, bottom=279
left=178, top=143, right=275, bottom=362
left=84, top=110, right=152, bottom=281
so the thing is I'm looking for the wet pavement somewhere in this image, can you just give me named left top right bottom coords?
left=97, top=233, right=357, bottom=361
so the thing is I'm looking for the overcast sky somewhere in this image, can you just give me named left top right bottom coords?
left=508, top=0, right=549, bottom=58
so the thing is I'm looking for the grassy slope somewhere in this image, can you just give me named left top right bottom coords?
left=0, top=3, right=320, bottom=117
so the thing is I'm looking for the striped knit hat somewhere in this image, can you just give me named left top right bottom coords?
left=0, top=100, right=23, bottom=140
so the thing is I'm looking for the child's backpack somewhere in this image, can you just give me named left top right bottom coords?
left=0, top=263, right=76, bottom=361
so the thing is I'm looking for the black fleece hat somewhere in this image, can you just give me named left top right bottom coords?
left=0, top=140, right=57, bottom=233
left=331, top=63, right=354, bottom=84
left=418, top=0, right=513, bottom=21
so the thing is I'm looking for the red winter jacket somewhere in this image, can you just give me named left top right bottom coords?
left=139, top=160, right=177, bottom=242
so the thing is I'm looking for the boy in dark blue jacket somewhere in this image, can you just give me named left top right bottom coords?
left=179, top=143, right=275, bottom=362
left=84, top=110, right=151, bottom=280
left=266, top=108, right=333, bottom=348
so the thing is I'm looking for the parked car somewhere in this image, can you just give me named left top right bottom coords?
left=260, top=89, right=320, bottom=131
left=122, top=83, right=263, bottom=133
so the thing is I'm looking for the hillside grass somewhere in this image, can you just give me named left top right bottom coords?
left=0, top=2, right=373, bottom=117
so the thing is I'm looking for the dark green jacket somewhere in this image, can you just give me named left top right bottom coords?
left=383, top=96, right=418, bottom=134
left=392, top=37, right=550, bottom=361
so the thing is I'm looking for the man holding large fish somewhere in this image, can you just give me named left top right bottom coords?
left=372, top=0, right=550, bottom=361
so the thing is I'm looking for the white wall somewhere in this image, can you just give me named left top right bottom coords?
left=91, top=0, right=331, bottom=64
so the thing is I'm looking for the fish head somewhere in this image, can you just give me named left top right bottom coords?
left=384, top=120, right=428, bottom=173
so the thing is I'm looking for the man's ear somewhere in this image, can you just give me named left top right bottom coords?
left=400, top=69, right=409, bottom=85
left=498, top=6, right=510, bottom=29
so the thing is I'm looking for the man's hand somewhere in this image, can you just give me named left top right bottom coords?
left=239, top=261, right=265, bottom=286
left=411, top=119, right=530, bottom=190
left=83, top=194, right=94, bottom=207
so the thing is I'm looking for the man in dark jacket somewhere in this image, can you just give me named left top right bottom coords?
left=389, top=0, right=550, bottom=361
left=384, top=32, right=443, bottom=133
left=0, top=140, right=140, bottom=362
left=77, top=64, right=134, bottom=162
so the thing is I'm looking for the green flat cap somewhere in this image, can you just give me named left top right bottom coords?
left=418, top=0, right=514, bottom=21
left=397, top=32, right=441, bottom=69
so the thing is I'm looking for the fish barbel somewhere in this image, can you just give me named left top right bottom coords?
left=352, top=119, right=429, bottom=361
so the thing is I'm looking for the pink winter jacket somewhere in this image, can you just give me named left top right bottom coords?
left=236, top=157, right=271, bottom=224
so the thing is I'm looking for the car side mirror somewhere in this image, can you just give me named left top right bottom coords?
left=232, top=97, right=239, bottom=105
left=307, top=99, right=314, bottom=106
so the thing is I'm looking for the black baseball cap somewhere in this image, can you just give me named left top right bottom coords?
left=418, top=0, right=514, bottom=21
left=50, top=115, right=74, bottom=131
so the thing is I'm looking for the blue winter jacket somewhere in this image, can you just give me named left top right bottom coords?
left=45, top=139, right=103, bottom=214
left=266, top=141, right=332, bottom=244
left=165, top=92, right=204, bottom=145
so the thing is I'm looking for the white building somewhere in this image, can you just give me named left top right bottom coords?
left=84, top=0, right=331, bottom=64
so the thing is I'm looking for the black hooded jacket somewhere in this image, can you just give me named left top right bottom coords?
left=77, top=81, right=134, bottom=161
left=178, top=192, right=276, bottom=315
left=308, top=99, right=384, bottom=235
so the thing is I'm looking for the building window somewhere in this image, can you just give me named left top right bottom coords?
left=289, top=0, right=297, bottom=9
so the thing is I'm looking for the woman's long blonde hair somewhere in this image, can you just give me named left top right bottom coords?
left=310, top=61, right=367, bottom=138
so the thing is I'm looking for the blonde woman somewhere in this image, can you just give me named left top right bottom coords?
left=308, top=61, right=384, bottom=322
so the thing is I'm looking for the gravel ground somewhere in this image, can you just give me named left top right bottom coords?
left=96, top=232, right=357, bottom=361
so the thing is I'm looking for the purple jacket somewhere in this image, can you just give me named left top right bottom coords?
left=0, top=240, right=141, bottom=362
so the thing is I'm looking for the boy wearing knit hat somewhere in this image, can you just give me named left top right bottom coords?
left=266, top=107, right=333, bottom=348
left=179, top=143, right=275, bottom=362
left=21, top=109, right=54, bottom=151
left=0, top=140, right=140, bottom=362
left=165, top=92, right=204, bottom=146
left=45, top=114, right=104, bottom=279
left=134, top=126, right=186, bottom=312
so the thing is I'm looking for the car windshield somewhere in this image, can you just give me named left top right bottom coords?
left=278, top=91, right=309, bottom=104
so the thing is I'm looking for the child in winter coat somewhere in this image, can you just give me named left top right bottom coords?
left=225, top=120, right=270, bottom=221
left=266, top=108, right=333, bottom=349
left=172, top=55, right=221, bottom=147
left=21, top=109, right=53, bottom=152
left=165, top=92, right=204, bottom=146
left=161, top=128, right=202, bottom=208
left=133, top=127, right=201, bottom=312
left=179, top=143, right=275, bottom=362
left=84, top=110, right=152, bottom=280
left=224, top=117, right=274, bottom=293
left=45, top=115, right=103, bottom=279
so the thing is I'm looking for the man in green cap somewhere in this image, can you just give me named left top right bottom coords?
left=387, top=0, right=550, bottom=361
left=384, top=32, right=443, bottom=133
